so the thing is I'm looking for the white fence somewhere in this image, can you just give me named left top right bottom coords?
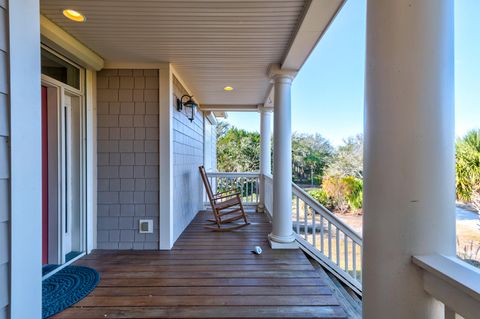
left=263, top=174, right=362, bottom=293
left=204, top=172, right=260, bottom=207
left=291, top=183, right=362, bottom=293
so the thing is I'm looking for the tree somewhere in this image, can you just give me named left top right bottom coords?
left=456, top=130, right=480, bottom=206
left=216, top=123, right=260, bottom=172
left=292, top=133, right=333, bottom=185
left=325, top=134, right=363, bottom=179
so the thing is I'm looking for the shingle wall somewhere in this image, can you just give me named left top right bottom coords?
left=96, top=69, right=159, bottom=249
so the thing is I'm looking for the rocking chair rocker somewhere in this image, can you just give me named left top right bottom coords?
left=199, top=166, right=250, bottom=231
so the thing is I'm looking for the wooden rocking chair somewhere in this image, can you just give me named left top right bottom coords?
left=199, top=166, right=250, bottom=231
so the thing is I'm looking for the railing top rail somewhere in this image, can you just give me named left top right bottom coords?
left=413, top=255, right=480, bottom=319
left=413, top=254, right=480, bottom=301
left=206, top=172, right=260, bottom=177
left=292, top=182, right=362, bottom=244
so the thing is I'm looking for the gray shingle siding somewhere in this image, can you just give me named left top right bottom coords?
left=172, top=77, right=205, bottom=241
left=97, top=69, right=159, bottom=249
left=0, top=1, right=9, bottom=317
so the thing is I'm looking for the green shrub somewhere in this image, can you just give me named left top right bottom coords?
left=319, top=175, right=363, bottom=213
left=308, top=188, right=333, bottom=209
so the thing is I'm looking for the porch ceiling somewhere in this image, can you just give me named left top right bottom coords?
left=40, top=0, right=343, bottom=106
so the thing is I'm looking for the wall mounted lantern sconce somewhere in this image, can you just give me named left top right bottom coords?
left=176, top=94, right=198, bottom=122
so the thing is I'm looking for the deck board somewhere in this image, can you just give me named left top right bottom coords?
left=52, top=211, right=348, bottom=318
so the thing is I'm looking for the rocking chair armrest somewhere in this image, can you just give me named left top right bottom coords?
left=214, top=189, right=237, bottom=196
left=214, top=192, right=241, bottom=201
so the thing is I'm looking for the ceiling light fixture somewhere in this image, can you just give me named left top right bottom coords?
left=223, top=86, right=234, bottom=91
left=63, top=9, right=86, bottom=22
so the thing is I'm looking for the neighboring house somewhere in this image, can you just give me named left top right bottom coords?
left=1, top=1, right=478, bottom=319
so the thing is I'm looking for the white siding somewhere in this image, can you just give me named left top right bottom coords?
left=172, top=77, right=204, bottom=241
left=0, top=1, right=9, bottom=317
left=204, top=119, right=217, bottom=172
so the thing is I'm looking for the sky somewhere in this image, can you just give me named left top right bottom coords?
left=223, top=0, right=480, bottom=146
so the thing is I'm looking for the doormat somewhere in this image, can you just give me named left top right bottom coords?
left=42, top=265, right=100, bottom=318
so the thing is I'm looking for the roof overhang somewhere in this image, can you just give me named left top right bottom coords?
left=40, top=0, right=345, bottom=109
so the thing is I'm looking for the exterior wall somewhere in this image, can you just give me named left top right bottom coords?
left=204, top=118, right=217, bottom=172
left=0, top=1, right=9, bottom=317
left=172, top=77, right=204, bottom=241
left=96, top=69, right=159, bottom=249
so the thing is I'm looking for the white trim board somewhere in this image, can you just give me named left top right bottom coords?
left=158, top=64, right=174, bottom=250
left=8, top=1, right=42, bottom=318
left=40, top=15, right=104, bottom=71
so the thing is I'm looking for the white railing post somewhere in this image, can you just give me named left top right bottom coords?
left=258, top=106, right=272, bottom=212
left=364, top=1, right=455, bottom=318
left=268, top=64, right=297, bottom=249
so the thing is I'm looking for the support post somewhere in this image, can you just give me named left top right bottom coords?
left=258, top=106, right=272, bottom=212
left=8, top=0, right=42, bottom=317
left=363, top=1, right=455, bottom=318
left=159, top=63, right=174, bottom=250
left=268, top=65, right=297, bottom=249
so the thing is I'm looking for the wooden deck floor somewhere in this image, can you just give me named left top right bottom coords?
left=54, top=211, right=348, bottom=318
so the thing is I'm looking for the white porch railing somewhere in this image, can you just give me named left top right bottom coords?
left=263, top=174, right=362, bottom=293
left=204, top=172, right=260, bottom=207
left=413, top=255, right=480, bottom=319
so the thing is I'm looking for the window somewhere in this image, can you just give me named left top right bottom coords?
left=41, top=48, right=80, bottom=89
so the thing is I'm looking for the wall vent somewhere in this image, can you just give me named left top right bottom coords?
left=139, top=219, right=153, bottom=233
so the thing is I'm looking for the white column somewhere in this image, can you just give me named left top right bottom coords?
left=268, top=66, right=297, bottom=249
left=258, top=107, right=272, bottom=212
left=260, top=108, right=272, bottom=176
left=363, top=1, right=455, bottom=319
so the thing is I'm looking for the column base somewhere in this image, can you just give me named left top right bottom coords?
left=256, top=203, right=265, bottom=213
left=268, top=233, right=298, bottom=249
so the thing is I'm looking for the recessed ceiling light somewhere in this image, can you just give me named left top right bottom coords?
left=63, top=9, right=86, bottom=22
left=224, top=86, right=234, bottom=91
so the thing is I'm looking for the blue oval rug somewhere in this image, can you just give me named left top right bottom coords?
left=42, top=265, right=100, bottom=319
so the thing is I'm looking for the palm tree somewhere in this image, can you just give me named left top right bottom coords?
left=456, top=130, right=480, bottom=204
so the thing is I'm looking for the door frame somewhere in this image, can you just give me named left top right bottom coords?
left=40, top=46, right=87, bottom=277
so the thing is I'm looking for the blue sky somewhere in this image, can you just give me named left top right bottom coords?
left=224, top=0, right=480, bottom=146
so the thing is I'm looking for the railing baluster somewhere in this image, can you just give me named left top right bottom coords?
left=312, top=209, right=316, bottom=248
left=296, top=196, right=300, bottom=234
left=320, top=216, right=324, bottom=253
left=328, top=222, right=332, bottom=259
left=344, top=234, right=348, bottom=272
left=336, top=227, right=340, bottom=266
left=352, top=243, right=357, bottom=279
left=250, top=179, right=253, bottom=203
left=304, top=202, right=308, bottom=240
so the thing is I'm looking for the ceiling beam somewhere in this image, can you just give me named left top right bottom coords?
left=200, top=104, right=261, bottom=112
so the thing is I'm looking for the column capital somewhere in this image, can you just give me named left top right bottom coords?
left=268, top=63, right=297, bottom=82
left=257, top=105, right=273, bottom=113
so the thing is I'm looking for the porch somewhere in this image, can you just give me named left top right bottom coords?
left=56, top=211, right=350, bottom=319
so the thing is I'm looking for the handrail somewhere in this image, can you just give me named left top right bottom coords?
left=413, top=254, right=480, bottom=319
left=292, top=183, right=362, bottom=244
left=263, top=173, right=363, bottom=293
left=291, top=180, right=362, bottom=293
left=207, top=172, right=260, bottom=177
